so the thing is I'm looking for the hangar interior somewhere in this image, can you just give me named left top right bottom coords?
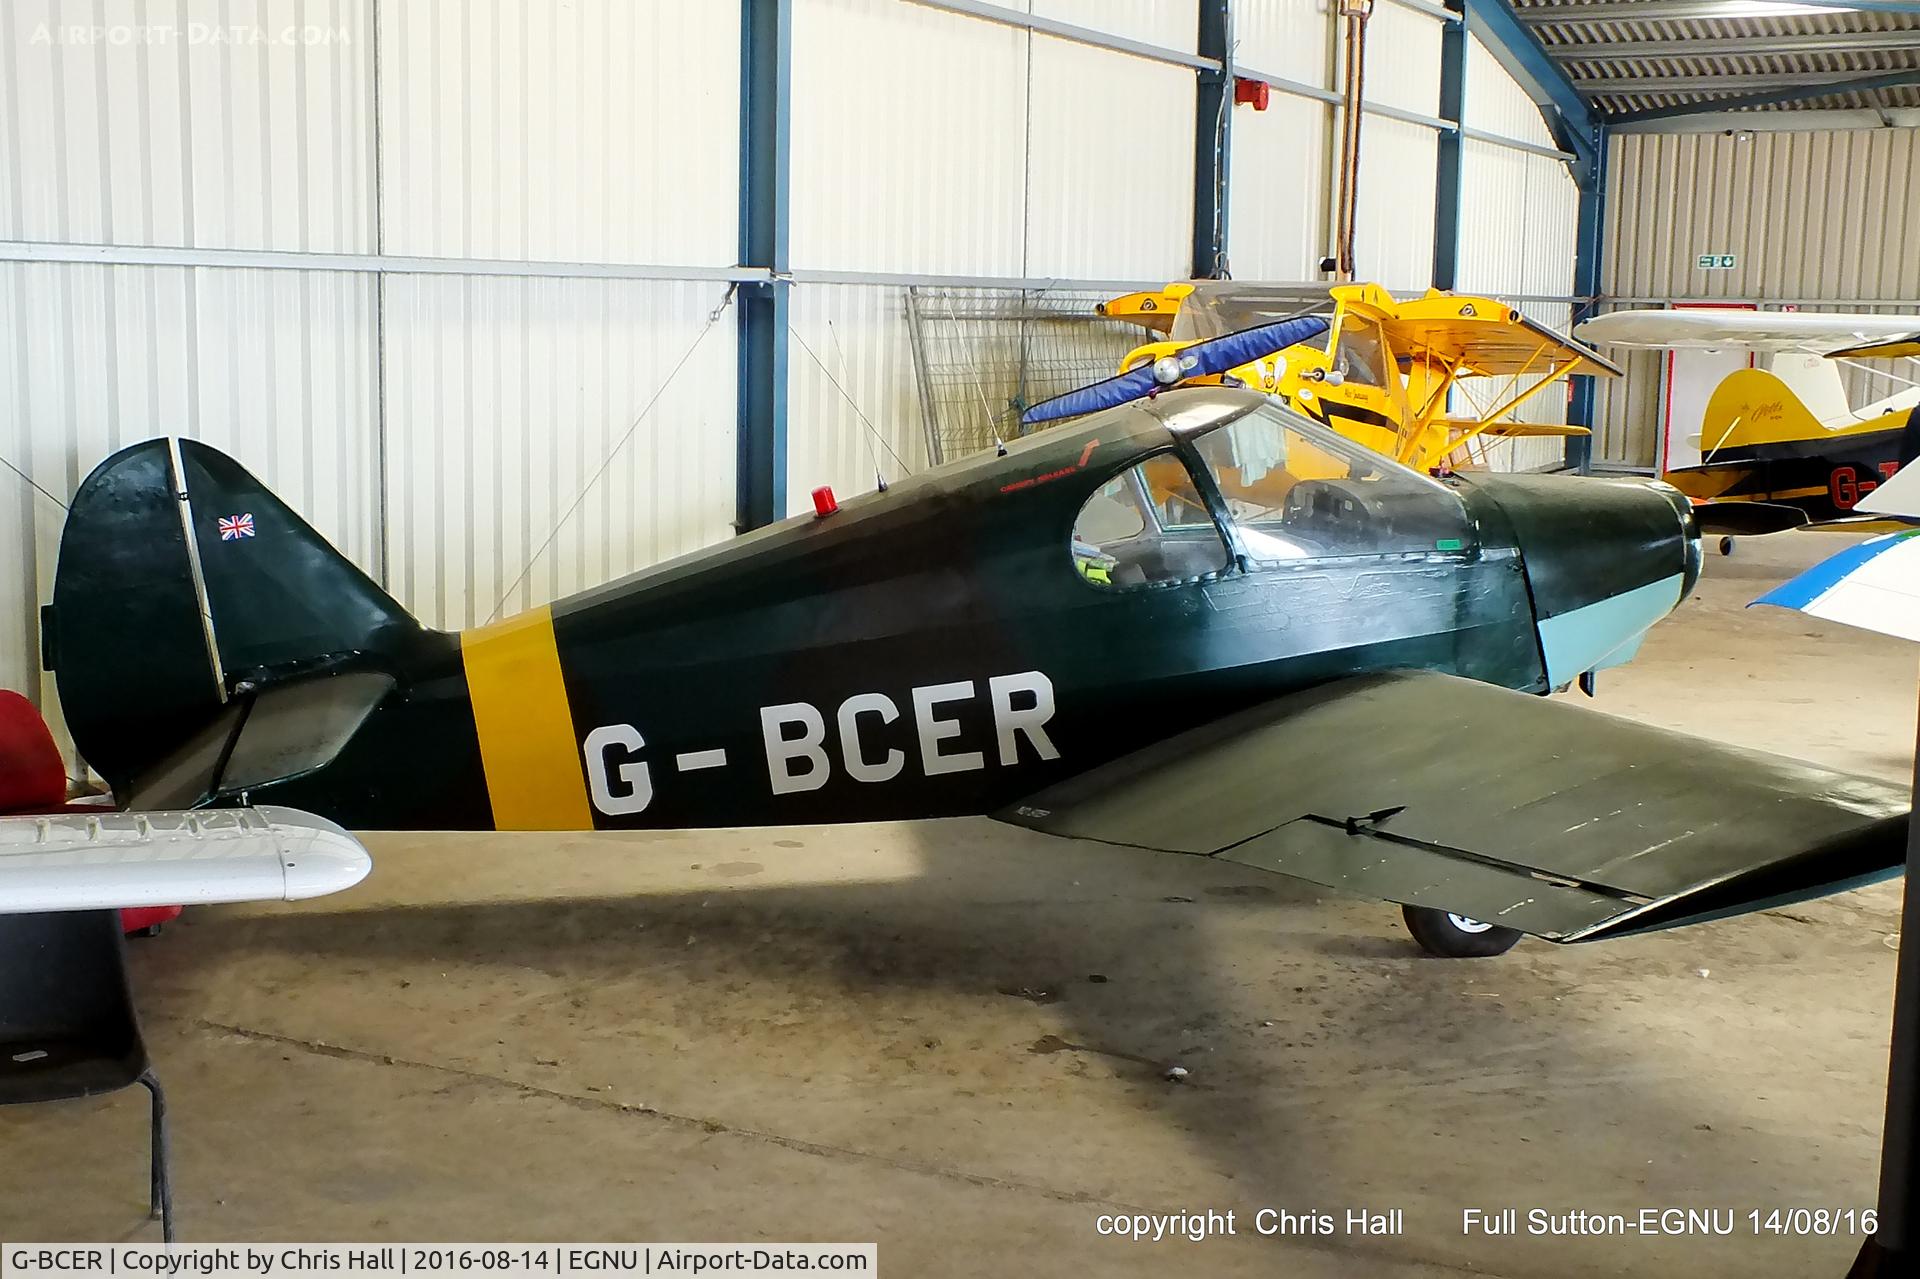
left=2, top=0, right=1919, bottom=1274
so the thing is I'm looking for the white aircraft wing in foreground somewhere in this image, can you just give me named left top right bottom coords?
left=0, top=806, right=370, bottom=913
left=1753, top=465, right=1920, bottom=645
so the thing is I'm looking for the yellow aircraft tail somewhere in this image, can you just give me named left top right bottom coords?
left=1697, top=367, right=1838, bottom=457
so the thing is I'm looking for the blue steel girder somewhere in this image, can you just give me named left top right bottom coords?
left=736, top=0, right=793, bottom=533
left=1609, top=70, right=1920, bottom=126
left=1460, top=0, right=1601, bottom=188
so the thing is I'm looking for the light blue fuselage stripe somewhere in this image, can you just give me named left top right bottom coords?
left=1536, top=573, right=1685, bottom=688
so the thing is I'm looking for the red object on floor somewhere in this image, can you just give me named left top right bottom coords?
left=0, top=689, right=67, bottom=812
left=0, top=688, right=182, bottom=935
left=118, top=905, right=184, bottom=934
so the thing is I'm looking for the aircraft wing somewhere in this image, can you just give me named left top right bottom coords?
left=1754, top=530, right=1920, bottom=644
left=1380, top=306, right=1623, bottom=378
left=1827, top=334, right=1920, bottom=361
left=0, top=806, right=370, bottom=913
left=1576, top=309, right=1920, bottom=354
left=999, top=672, right=1906, bottom=943
left=1095, top=288, right=1183, bottom=335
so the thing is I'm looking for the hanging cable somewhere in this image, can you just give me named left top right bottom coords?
left=0, top=453, right=69, bottom=513
left=485, top=284, right=737, bottom=624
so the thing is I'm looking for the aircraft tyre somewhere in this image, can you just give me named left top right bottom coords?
left=1719, top=536, right=1735, bottom=557
left=1401, top=905, right=1522, bottom=958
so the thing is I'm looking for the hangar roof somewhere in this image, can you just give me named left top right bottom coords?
left=1512, top=0, right=1920, bottom=118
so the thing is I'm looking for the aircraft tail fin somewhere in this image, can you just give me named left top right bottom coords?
left=45, top=438, right=421, bottom=792
left=1764, top=352, right=1852, bottom=424
left=1693, top=367, right=1829, bottom=460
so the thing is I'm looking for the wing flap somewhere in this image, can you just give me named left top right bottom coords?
left=1002, top=672, right=1907, bottom=943
left=1220, top=816, right=1636, bottom=940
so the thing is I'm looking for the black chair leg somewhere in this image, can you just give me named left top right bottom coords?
left=138, top=1070, right=174, bottom=1243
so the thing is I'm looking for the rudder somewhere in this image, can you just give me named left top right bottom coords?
left=46, top=438, right=421, bottom=792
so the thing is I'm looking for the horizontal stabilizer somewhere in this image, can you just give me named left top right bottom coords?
left=999, top=672, right=1907, bottom=943
left=0, top=806, right=370, bottom=913
left=1693, top=501, right=1810, bottom=537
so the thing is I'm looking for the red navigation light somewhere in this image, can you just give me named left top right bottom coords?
left=812, top=486, right=839, bottom=517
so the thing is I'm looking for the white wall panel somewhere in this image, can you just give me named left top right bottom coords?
left=786, top=284, right=927, bottom=516
left=0, top=262, right=378, bottom=741
left=791, top=0, right=1027, bottom=275
left=1352, top=116, right=1435, bottom=291
left=382, top=276, right=737, bottom=630
left=1361, top=5, right=1442, bottom=117
left=1024, top=40, right=1193, bottom=281
left=1233, top=0, right=1332, bottom=87
left=1228, top=95, right=1331, bottom=281
left=0, top=0, right=374, bottom=251
left=1458, top=142, right=1577, bottom=300
left=379, top=0, right=738, bottom=265
left=1463, top=35, right=1557, bottom=149
left=1032, top=0, right=1197, bottom=50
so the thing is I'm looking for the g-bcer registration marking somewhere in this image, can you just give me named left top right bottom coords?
left=583, top=669, right=1060, bottom=815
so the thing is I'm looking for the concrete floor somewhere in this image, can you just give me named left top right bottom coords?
left=3, top=532, right=1914, bottom=1277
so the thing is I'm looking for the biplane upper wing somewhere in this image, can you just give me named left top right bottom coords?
left=1095, top=287, right=1186, bottom=334
left=999, top=671, right=1906, bottom=943
left=1576, top=309, right=1920, bottom=354
left=1381, top=303, right=1623, bottom=379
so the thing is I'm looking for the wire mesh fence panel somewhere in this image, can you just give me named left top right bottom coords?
left=905, top=287, right=1149, bottom=465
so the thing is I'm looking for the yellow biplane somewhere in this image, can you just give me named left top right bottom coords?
left=1047, top=280, right=1621, bottom=475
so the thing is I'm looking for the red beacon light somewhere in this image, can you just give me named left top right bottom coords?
left=812, top=485, right=839, bottom=517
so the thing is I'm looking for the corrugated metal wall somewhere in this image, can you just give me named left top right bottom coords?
left=0, top=0, right=741, bottom=744
left=379, top=0, right=740, bottom=266
left=1596, top=128, right=1920, bottom=468
left=2, top=0, right=1589, bottom=762
left=1454, top=37, right=1580, bottom=469
left=1228, top=0, right=1334, bottom=280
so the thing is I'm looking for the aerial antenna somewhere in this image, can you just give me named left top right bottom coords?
left=826, top=318, right=888, bottom=491
left=941, top=292, right=1010, bottom=454
left=788, top=324, right=909, bottom=483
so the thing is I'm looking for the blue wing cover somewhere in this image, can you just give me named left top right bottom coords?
left=1021, top=315, right=1330, bottom=427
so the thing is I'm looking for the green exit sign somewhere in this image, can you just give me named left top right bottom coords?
left=1697, top=253, right=1737, bottom=270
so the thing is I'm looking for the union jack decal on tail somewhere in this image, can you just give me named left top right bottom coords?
left=218, top=513, right=255, bottom=540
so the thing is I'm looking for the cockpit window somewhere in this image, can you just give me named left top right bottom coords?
left=1331, top=317, right=1388, bottom=387
left=1072, top=453, right=1231, bottom=590
left=1186, top=403, right=1472, bottom=564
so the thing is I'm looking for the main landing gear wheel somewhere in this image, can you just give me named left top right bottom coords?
left=1719, top=535, right=1735, bottom=557
left=1402, top=905, right=1523, bottom=958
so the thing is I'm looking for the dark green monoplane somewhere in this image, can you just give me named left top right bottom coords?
left=43, top=386, right=1908, bottom=957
